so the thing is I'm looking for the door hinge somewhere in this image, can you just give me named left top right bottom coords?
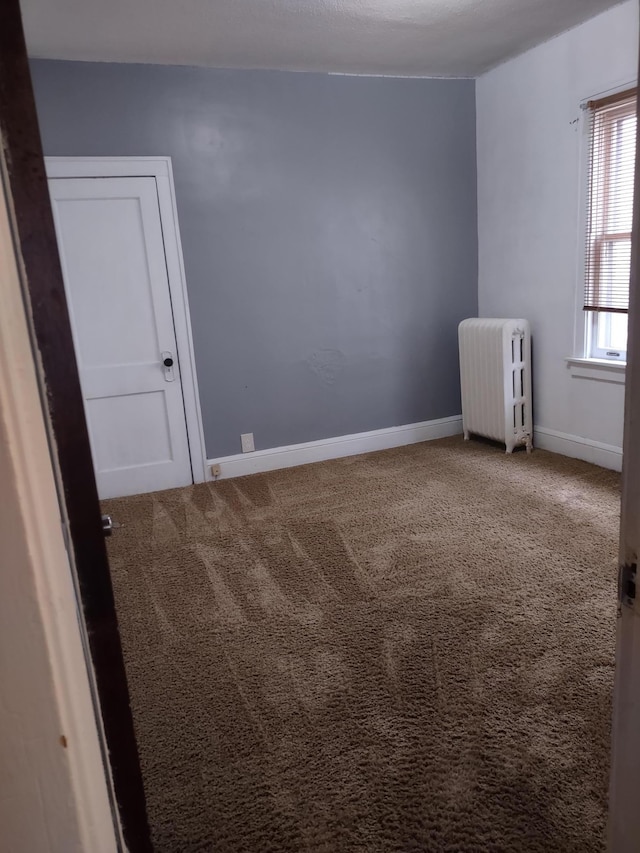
left=619, top=562, right=637, bottom=608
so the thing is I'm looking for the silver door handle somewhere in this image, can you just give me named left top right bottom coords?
left=161, top=351, right=175, bottom=382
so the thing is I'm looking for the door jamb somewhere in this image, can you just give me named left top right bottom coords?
left=0, top=153, right=121, bottom=853
left=45, top=156, right=208, bottom=485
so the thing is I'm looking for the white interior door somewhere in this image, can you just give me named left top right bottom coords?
left=49, top=176, right=193, bottom=499
left=608, top=67, right=640, bottom=851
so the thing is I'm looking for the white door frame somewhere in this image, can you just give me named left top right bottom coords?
left=45, top=156, right=207, bottom=485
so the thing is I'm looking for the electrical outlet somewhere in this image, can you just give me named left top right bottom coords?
left=210, top=463, right=221, bottom=479
left=241, top=432, right=255, bottom=453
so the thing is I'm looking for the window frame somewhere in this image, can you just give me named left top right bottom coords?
left=579, top=86, right=637, bottom=364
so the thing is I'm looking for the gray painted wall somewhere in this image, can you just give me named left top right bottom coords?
left=31, top=60, right=478, bottom=458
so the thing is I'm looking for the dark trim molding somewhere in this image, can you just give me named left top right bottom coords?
left=0, top=4, right=152, bottom=850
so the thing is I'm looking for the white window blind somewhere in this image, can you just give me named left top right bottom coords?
left=584, top=88, right=637, bottom=315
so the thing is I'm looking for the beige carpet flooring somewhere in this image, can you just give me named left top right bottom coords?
left=104, top=436, right=620, bottom=852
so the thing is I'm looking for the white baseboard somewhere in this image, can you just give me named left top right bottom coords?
left=207, top=415, right=463, bottom=480
left=534, top=426, right=622, bottom=472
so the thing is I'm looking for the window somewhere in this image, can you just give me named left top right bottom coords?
left=584, top=87, right=637, bottom=361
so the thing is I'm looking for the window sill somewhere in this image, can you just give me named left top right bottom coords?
left=566, top=357, right=626, bottom=384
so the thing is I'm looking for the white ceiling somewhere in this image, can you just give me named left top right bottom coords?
left=21, top=0, right=625, bottom=78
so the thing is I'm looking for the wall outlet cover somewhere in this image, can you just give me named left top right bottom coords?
left=241, top=433, right=255, bottom=453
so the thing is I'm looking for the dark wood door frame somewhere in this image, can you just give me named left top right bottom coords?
left=0, top=4, right=152, bottom=850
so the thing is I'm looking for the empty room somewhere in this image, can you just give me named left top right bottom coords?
left=4, top=0, right=640, bottom=850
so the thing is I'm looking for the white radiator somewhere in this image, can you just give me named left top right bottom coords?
left=458, top=318, right=533, bottom=453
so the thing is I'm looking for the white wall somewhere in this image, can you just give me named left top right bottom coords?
left=477, top=0, right=639, bottom=470
left=0, top=168, right=118, bottom=850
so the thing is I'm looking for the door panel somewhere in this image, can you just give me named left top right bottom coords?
left=49, top=176, right=192, bottom=498
left=87, top=391, right=172, bottom=468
